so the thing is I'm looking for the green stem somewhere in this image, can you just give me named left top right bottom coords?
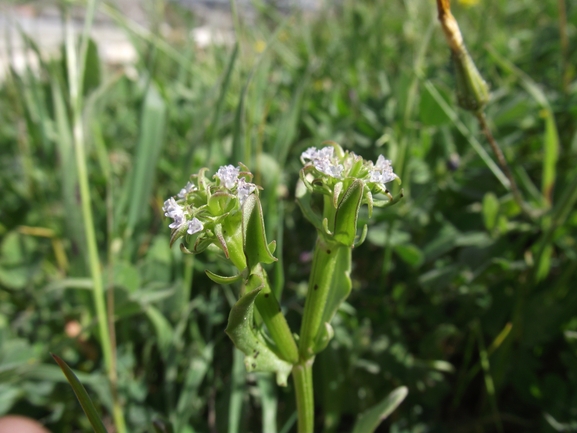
left=299, top=236, right=341, bottom=360
left=65, top=5, right=126, bottom=433
left=292, top=361, right=314, bottom=433
left=250, top=266, right=299, bottom=364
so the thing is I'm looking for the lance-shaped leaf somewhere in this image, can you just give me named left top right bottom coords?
left=333, top=180, right=363, bottom=246
left=52, top=354, right=108, bottom=433
left=320, top=246, right=352, bottom=330
left=225, top=287, right=293, bottom=386
left=351, top=386, right=408, bottom=433
left=242, top=194, right=276, bottom=270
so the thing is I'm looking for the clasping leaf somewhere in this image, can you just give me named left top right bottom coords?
left=225, top=287, right=293, bottom=386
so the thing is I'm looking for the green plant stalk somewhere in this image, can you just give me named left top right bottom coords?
left=252, top=265, right=299, bottom=364
left=298, top=236, right=341, bottom=360
left=65, top=5, right=126, bottom=433
left=222, top=219, right=298, bottom=363
left=292, top=360, right=314, bottom=433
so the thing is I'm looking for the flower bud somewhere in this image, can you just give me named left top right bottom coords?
left=452, top=48, right=489, bottom=112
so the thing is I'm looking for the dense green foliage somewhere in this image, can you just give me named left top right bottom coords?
left=1, top=0, right=576, bottom=432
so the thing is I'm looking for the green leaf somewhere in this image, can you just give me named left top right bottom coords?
left=351, top=386, right=408, bottom=433
left=542, top=110, right=559, bottom=205
left=242, top=194, right=277, bottom=270
left=482, top=192, right=500, bottom=232
left=394, top=244, right=424, bottom=268
left=257, top=374, right=279, bottom=433
left=205, top=269, right=244, bottom=285
left=174, top=344, right=213, bottom=432
left=122, top=83, right=167, bottom=238
left=145, top=306, right=174, bottom=361
left=536, top=244, right=553, bottom=282
left=82, top=38, right=101, bottom=95
left=0, top=231, right=39, bottom=290
left=225, top=287, right=293, bottom=386
left=319, top=246, right=352, bottom=339
left=51, top=354, right=108, bottom=433
left=333, top=180, right=363, bottom=246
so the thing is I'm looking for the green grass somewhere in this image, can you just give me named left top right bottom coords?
left=0, top=0, right=576, bottom=432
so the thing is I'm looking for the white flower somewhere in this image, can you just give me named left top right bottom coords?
left=163, top=197, right=187, bottom=230
left=300, top=146, right=344, bottom=179
left=178, top=181, right=197, bottom=199
left=187, top=217, right=204, bottom=235
left=369, top=155, right=397, bottom=186
left=237, top=178, right=256, bottom=206
left=300, top=147, right=320, bottom=163
left=163, top=197, right=181, bottom=218
left=215, top=165, right=240, bottom=189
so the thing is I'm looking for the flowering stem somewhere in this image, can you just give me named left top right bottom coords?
left=298, top=236, right=341, bottom=360
left=292, top=360, right=314, bottom=433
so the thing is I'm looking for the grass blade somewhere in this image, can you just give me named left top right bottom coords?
left=122, top=83, right=167, bottom=239
left=51, top=354, right=109, bottom=433
left=257, top=374, right=278, bottom=433
left=423, top=80, right=509, bottom=188
left=351, top=386, right=408, bottom=433
left=228, top=348, right=246, bottom=433
left=541, top=110, right=559, bottom=205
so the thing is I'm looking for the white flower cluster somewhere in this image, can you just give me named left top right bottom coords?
left=301, top=146, right=344, bottom=179
left=215, top=165, right=240, bottom=189
left=163, top=165, right=258, bottom=234
left=214, top=165, right=256, bottom=206
left=368, top=155, right=397, bottom=186
left=300, top=146, right=398, bottom=190
left=162, top=196, right=204, bottom=235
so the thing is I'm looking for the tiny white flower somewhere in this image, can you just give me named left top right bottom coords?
left=187, top=217, right=204, bottom=235
left=163, top=197, right=187, bottom=229
left=215, top=165, right=240, bottom=189
left=237, top=178, right=256, bottom=206
left=369, top=155, right=397, bottom=186
left=300, top=147, right=320, bottom=163
left=301, top=146, right=344, bottom=179
left=169, top=213, right=187, bottom=229
left=178, top=181, right=197, bottom=199
left=163, top=197, right=181, bottom=217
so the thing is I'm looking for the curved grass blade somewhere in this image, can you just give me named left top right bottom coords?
left=51, top=354, right=108, bottom=433
left=351, top=386, right=408, bottom=433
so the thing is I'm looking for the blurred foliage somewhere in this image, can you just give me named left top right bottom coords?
left=0, top=0, right=576, bottom=432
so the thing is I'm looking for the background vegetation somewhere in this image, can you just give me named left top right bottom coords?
left=1, top=0, right=576, bottom=432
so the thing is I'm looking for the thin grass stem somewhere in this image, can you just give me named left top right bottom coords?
left=65, top=3, right=126, bottom=432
